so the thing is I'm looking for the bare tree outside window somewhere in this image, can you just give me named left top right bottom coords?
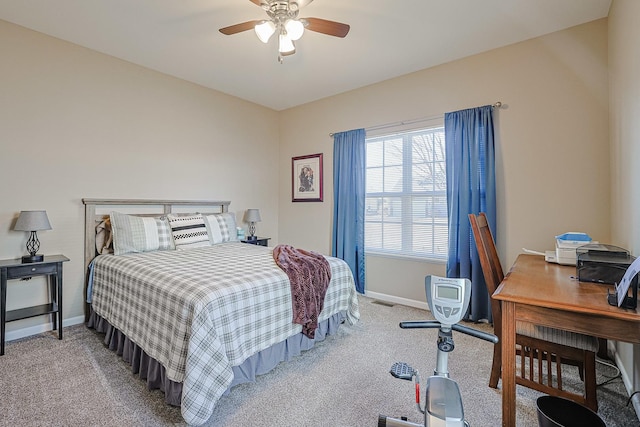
left=365, top=127, right=448, bottom=259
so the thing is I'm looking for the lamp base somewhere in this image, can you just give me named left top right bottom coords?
left=22, top=254, right=44, bottom=263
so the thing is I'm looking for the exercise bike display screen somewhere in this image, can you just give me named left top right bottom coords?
left=426, top=276, right=471, bottom=326
left=436, top=285, right=460, bottom=301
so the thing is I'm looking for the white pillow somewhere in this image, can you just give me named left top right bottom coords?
left=110, top=211, right=174, bottom=256
left=167, top=214, right=211, bottom=250
left=203, top=213, right=238, bottom=244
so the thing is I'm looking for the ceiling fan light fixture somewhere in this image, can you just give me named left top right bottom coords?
left=278, top=33, right=295, bottom=54
left=255, top=20, right=276, bottom=43
left=221, top=0, right=351, bottom=63
left=285, top=19, right=305, bottom=41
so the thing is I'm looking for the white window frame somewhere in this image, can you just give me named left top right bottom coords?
left=365, top=125, right=448, bottom=262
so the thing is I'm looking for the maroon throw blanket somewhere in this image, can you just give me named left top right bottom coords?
left=273, top=244, right=332, bottom=338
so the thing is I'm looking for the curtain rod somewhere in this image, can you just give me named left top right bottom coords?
left=329, top=101, right=503, bottom=137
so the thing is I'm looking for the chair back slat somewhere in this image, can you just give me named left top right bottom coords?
left=469, top=213, right=503, bottom=294
left=469, top=213, right=503, bottom=335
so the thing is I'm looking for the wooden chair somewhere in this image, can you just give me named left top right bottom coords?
left=468, top=213, right=599, bottom=411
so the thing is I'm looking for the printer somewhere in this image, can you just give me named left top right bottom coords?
left=576, top=244, right=635, bottom=285
left=545, top=232, right=593, bottom=265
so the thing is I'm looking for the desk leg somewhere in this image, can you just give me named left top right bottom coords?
left=1, top=269, right=6, bottom=356
left=597, top=338, right=609, bottom=359
left=502, top=301, right=516, bottom=427
left=56, top=263, right=63, bottom=340
left=49, top=274, right=57, bottom=332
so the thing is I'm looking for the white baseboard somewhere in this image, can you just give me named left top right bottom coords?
left=611, top=341, right=640, bottom=420
left=5, top=315, right=85, bottom=342
left=364, top=291, right=430, bottom=311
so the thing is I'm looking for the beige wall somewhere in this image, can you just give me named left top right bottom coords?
left=608, top=0, right=640, bottom=407
left=279, top=19, right=610, bottom=304
left=0, top=20, right=280, bottom=335
left=5, top=6, right=639, bottom=412
left=0, top=16, right=614, bottom=340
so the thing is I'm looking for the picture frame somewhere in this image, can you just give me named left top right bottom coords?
left=292, top=153, right=323, bottom=202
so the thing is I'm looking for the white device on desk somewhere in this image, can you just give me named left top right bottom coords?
left=523, top=232, right=594, bottom=265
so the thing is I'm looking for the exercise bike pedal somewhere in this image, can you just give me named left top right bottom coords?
left=389, top=362, right=416, bottom=381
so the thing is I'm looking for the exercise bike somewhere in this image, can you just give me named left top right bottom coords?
left=378, top=275, right=499, bottom=427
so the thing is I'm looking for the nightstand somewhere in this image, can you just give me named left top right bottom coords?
left=0, top=254, right=69, bottom=355
left=241, top=237, right=271, bottom=247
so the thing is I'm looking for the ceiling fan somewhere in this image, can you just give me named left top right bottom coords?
left=219, top=0, right=350, bottom=63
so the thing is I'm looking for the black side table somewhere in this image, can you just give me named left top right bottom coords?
left=0, top=254, right=69, bottom=355
left=241, top=237, right=271, bottom=247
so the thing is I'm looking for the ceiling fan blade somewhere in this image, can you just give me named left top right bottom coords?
left=219, top=20, right=261, bottom=35
left=304, top=17, right=350, bottom=38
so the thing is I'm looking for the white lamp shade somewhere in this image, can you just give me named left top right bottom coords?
left=255, top=20, right=276, bottom=43
left=14, top=210, right=52, bottom=231
left=278, top=34, right=295, bottom=55
left=285, top=19, right=305, bottom=41
left=245, top=209, right=262, bottom=223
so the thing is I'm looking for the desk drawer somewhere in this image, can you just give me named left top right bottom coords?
left=6, top=263, right=57, bottom=279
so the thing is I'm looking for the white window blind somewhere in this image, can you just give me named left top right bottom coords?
left=365, top=126, right=448, bottom=260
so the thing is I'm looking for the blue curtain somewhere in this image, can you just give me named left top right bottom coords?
left=332, top=128, right=366, bottom=294
left=445, top=105, right=496, bottom=322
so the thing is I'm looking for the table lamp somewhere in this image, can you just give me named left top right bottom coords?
left=245, top=209, right=261, bottom=240
left=13, top=210, right=52, bottom=263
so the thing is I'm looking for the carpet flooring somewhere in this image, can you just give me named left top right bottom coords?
left=1, top=296, right=637, bottom=426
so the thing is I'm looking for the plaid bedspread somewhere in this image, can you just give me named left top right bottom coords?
left=91, top=242, right=360, bottom=425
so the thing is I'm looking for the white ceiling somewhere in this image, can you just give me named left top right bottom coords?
left=0, top=0, right=611, bottom=111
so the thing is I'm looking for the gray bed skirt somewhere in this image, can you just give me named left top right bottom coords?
left=87, top=308, right=347, bottom=407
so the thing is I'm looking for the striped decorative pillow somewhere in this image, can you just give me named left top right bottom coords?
left=167, top=214, right=211, bottom=250
left=110, top=211, right=175, bottom=255
left=203, top=213, right=238, bottom=244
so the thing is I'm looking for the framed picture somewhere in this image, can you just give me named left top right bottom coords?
left=292, top=153, right=323, bottom=202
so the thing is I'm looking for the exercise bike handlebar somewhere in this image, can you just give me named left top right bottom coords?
left=399, top=320, right=441, bottom=329
left=399, top=320, right=499, bottom=344
left=451, top=323, right=499, bottom=344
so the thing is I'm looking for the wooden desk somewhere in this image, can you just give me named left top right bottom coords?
left=493, top=254, right=640, bottom=426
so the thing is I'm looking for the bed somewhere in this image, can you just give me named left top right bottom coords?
left=82, top=199, right=360, bottom=426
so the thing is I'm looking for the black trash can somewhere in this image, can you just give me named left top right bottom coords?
left=536, top=396, right=605, bottom=427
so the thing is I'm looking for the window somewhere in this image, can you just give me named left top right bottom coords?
left=365, top=126, right=448, bottom=260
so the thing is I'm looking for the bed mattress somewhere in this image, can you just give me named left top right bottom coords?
left=90, top=242, right=359, bottom=425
